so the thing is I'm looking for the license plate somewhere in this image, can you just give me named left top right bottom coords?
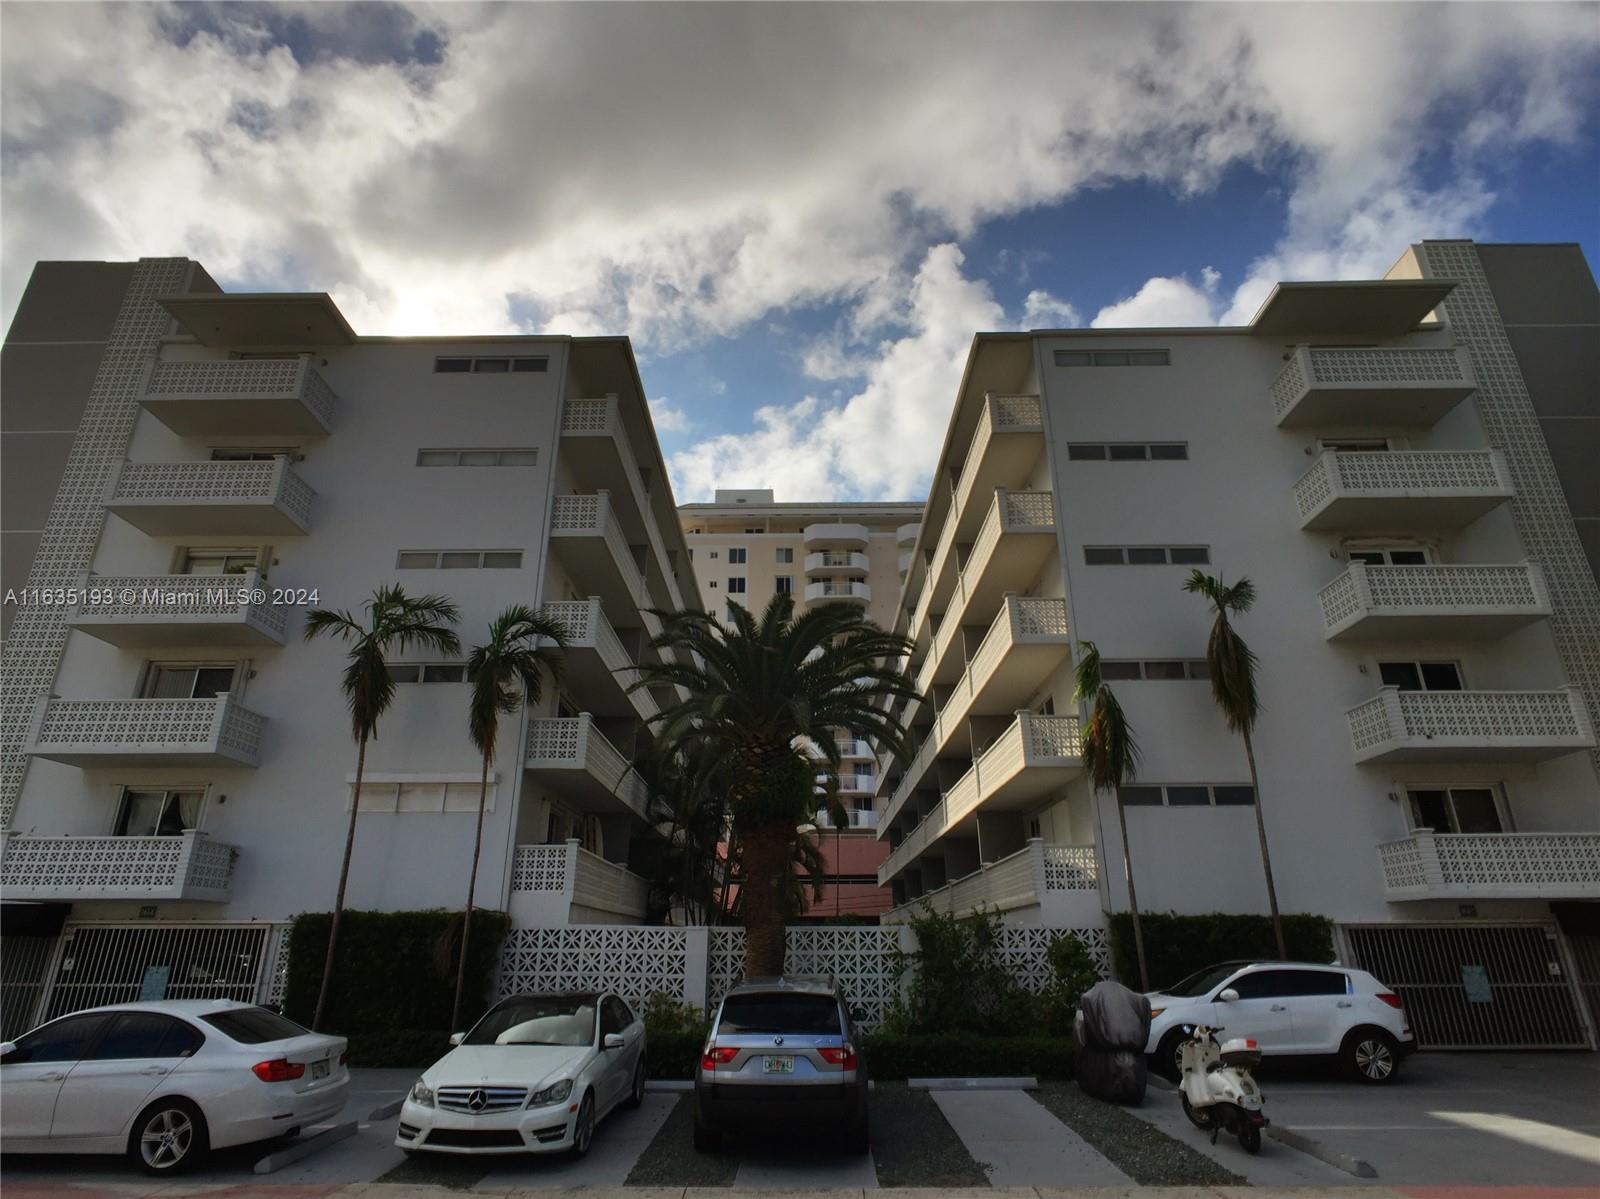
left=311, top=1059, right=330, bottom=1080
left=762, top=1056, right=794, bottom=1074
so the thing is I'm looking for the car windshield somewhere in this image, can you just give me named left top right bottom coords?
left=1163, top=964, right=1241, bottom=998
left=465, top=996, right=597, bottom=1046
left=718, top=992, right=841, bottom=1035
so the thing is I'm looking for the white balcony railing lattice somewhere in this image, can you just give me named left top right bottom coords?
left=144, top=356, right=338, bottom=427
left=0, top=831, right=236, bottom=900
left=1271, top=346, right=1474, bottom=423
left=1379, top=832, right=1600, bottom=898
left=1294, top=450, right=1510, bottom=523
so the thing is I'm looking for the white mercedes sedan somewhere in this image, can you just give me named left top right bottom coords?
left=1, top=1000, right=349, bottom=1174
left=397, top=991, right=646, bottom=1157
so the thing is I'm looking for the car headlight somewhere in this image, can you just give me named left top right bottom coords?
left=409, top=1080, right=435, bottom=1108
left=526, top=1078, right=573, bottom=1107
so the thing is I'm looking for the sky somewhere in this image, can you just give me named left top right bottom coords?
left=3, top=2, right=1597, bottom=505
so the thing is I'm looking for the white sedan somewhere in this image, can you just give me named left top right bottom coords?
left=398, top=991, right=646, bottom=1157
left=1, top=999, right=349, bottom=1174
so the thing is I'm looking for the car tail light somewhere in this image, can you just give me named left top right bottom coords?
left=252, top=1058, right=305, bottom=1083
left=339, top=1050, right=349, bottom=1067
left=1376, top=992, right=1404, bottom=1010
left=818, top=1045, right=859, bottom=1070
left=700, top=1046, right=739, bottom=1071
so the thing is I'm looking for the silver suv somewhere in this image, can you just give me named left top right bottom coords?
left=694, top=976, right=869, bottom=1153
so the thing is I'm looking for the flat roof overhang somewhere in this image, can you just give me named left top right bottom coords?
left=160, top=293, right=357, bottom=347
left=1249, top=280, right=1457, bottom=337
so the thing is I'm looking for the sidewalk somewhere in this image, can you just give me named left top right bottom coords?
left=6, top=1184, right=1599, bottom=1198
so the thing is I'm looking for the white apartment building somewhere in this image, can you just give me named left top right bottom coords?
left=0, top=259, right=696, bottom=1031
left=875, top=240, right=1600, bottom=1047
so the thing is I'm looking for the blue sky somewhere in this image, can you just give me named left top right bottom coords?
left=4, top=2, right=1597, bottom=503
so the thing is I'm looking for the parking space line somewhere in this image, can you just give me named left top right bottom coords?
left=931, top=1088, right=1130, bottom=1186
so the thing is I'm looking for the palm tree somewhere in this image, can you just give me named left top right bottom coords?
left=452, top=605, right=568, bottom=1032
left=632, top=594, right=916, bottom=977
left=303, top=585, right=461, bottom=1030
left=1073, top=641, right=1149, bottom=991
left=640, top=740, right=732, bottom=925
left=1182, top=570, right=1286, bottom=959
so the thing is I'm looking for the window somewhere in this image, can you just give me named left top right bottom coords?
left=200, top=1007, right=310, bottom=1045
left=728, top=548, right=748, bottom=565
left=142, top=664, right=236, bottom=699
left=417, top=448, right=538, bottom=467
left=354, top=780, right=486, bottom=812
left=1408, top=787, right=1505, bottom=834
left=1319, top=438, right=1392, bottom=453
left=395, top=550, right=523, bottom=569
left=390, top=663, right=467, bottom=684
left=1117, top=783, right=1255, bottom=807
left=776, top=548, right=794, bottom=564
left=1281, top=971, right=1348, bottom=997
left=775, top=576, right=793, bottom=595
left=708, top=580, right=718, bottom=589
left=1100, top=659, right=1209, bottom=681
left=211, top=448, right=295, bottom=461
left=709, top=551, right=719, bottom=560
left=115, top=788, right=204, bottom=837
left=601, top=996, right=632, bottom=1038
left=1228, top=970, right=1296, bottom=1000
left=1067, top=442, right=1188, bottom=461
left=178, top=548, right=260, bottom=575
left=1083, top=546, right=1209, bottom=566
left=1099, top=660, right=1143, bottom=680
left=88, top=1013, right=204, bottom=1060
left=433, top=356, right=547, bottom=373
left=1378, top=661, right=1463, bottom=692
left=1346, top=544, right=1431, bottom=566
left=745, top=528, right=761, bottom=535
left=1054, top=348, right=1170, bottom=367
left=1, top=1013, right=109, bottom=1064
left=727, top=578, right=746, bottom=593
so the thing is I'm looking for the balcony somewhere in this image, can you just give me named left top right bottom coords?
left=1319, top=562, right=1552, bottom=642
left=912, top=488, right=1057, bottom=647
left=67, top=571, right=288, bottom=648
left=508, top=840, right=651, bottom=925
left=140, top=355, right=337, bottom=438
left=1293, top=450, right=1513, bottom=532
left=836, top=739, right=875, bottom=760
left=1347, top=686, right=1595, bottom=764
left=805, top=580, right=871, bottom=605
left=539, top=598, right=655, bottom=721
left=898, top=550, right=914, bottom=578
left=1270, top=345, right=1476, bottom=429
left=0, top=831, right=236, bottom=902
left=803, top=522, right=870, bottom=549
left=24, top=695, right=266, bottom=768
left=883, top=840, right=1100, bottom=924
left=804, top=551, right=870, bottom=576
left=1378, top=831, right=1600, bottom=900
left=837, top=771, right=877, bottom=795
left=548, top=493, right=648, bottom=630
left=950, top=394, right=1044, bottom=536
left=817, top=808, right=879, bottom=831
left=897, top=523, right=920, bottom=547
left=524, top=715, right=648, bottom=821
left=106, top=459, right=315, bottom=537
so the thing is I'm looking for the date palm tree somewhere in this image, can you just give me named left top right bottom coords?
left=451, top=605, right=568, bottom=1032
left=1074, top=641, right=1149, bottom=991
left=1182, top=570, right=1286, bottom=958
left=303, top=585, right=461, bottom=1030
left=632, top=594, right=916, bottom=978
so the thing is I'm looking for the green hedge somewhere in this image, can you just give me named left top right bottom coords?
left=1108, top=911, right=1335, bottom=991
left=646, top=1029, right=707, bottom=1079
left=284, top=908, right=510, bottom=1065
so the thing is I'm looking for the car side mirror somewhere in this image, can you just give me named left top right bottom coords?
left=448, top=1032, right=465, bottom=1046
left=603, top=1033, right=625, bottom=1050
left=1217, top=988, right=1240, bottom=1003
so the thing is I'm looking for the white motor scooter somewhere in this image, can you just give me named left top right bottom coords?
left=1177, top=1024, right=1268, bottom=1154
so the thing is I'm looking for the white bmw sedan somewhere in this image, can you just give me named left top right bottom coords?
left=397, top=991, right=647, bottom=1157
left=1, top=999, right=349, bottom=1174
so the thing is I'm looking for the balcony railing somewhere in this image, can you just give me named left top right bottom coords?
left=802, top=522, right=870, bottom=548
left=805, top=580, right=871, bottom=604
left=804, top=551, right=870, bottom=575
left=882, top=840, right=1099, bottom=924
left=1271, top=344, right=1476, bottom=428
left=25, top=695, right=266, bottom=768
left=1318, top=561, right=1552, bottom=641
left=1293, top=449, right=1513, bottom=532
left=106, top=458, right=315, bottom=536
left=0, top=831, right=236, bottom=902
left=817, top=808, right=879, bottom=830
left=524, top=715, right=648, bottom=819
left=67, top=571, right=288, bottom=648
left=539, top=597, right=655, bottom=721
left=1378, top=831, right=1600, bottom=899
left=141, top=354, right=337, bottom=437
left=911, top=488, right=1056, bottom=645
left=549, top=492, right=648, bottom=615
left=1346, top=686, right=1595, bottom=764
left=509, top=839, right=651, bottom=923
left=951, top=393, right=1044, bottom=522
left=897, top=523, right=920, bottom=546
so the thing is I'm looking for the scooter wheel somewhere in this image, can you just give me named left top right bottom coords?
left=1238, top=1123, right=1262, bottom=1154
left=1180, top=1092, right=1214, bottom=1130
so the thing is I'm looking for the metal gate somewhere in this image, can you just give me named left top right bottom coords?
left=1, top=935, right=61, bottom=1039
left=1568, top=934, right=1600, bottom=1037
left=1342, top=922, right=1592, bottom=1049
left=39, top=924, right=275, bottom=1024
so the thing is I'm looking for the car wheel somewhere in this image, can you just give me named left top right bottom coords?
left=129, top=1098, right=208, bottom=1175
left=571, top=1091, right=596, bottom=1158
left=1180, top=1091, right=1213, bottom=1130
left=1344, top=1029, right=1400, bottom=1084
left=693, top=1118, right=721, bottom=1153
left=1155, top=1030, right=1186, bottom=1082
left=625, top=1060, right=645, bottom=1110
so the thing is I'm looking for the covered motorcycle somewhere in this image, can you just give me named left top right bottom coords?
left=1073, top=979, right=1152, bottom=1104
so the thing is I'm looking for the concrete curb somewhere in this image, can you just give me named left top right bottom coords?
left=251, top=1120, right=357, bottom=1174
left=1267, top=1122, right=1380, bottom=1178
left=909, top=1075, right=1038, bottom=1090
left=367, top=1097, right=404, bottom=1120
left=645, top=1079, right=693, bottom=1091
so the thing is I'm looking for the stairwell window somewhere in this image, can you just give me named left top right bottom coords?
left=1118, top=783, right=1256, bottom=807
left=396, top=550, right=523, bottom=569
left=417, top=448, right=538, bottom=466
left=1378, top=661, right=1463, bottom=691
left=434, top=356, right=548, bottom=373
left=1068, top=442, right=1188, bottom=461
left=389, top=663, right=467, bottom=683
left=1099, top=659, right=1209, bottom=681
left=1084, top=545, right=1209, bottom=566
left=1054, top=349, right=1170, bottom=367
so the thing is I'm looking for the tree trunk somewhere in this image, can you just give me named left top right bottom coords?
left=312, top=732, right=366, bottom=1031
left=717, top=831, right=741, bottom=925
left=451, top=751, right=491, bottom=1033
left=1241, top=729, right=1287, bottom=959
left=1114, top=791, right=1150, bottom=992
left=739, top=820, right=790, bottom=978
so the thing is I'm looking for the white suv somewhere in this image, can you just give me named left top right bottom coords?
left=1144, top=961, right=1414, bottom=1084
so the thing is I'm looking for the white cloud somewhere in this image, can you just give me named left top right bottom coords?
left=1021, top=289, right=1081, bottom=329
left=648, top=396, right=691, bottom=434
left=1092, top=267, right=1220, bottom=327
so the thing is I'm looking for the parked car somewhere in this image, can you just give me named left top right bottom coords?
left=695, top=976, right=868, bottom=1153
left=396, top=991, right=645, bottom=1157
left=1144, top=961, right=1414, bottom=1083
left=0, top=1000, right=349, bottom=1174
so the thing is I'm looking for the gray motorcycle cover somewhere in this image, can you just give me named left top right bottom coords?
left=1073, top=980, right=1152, bottom=1104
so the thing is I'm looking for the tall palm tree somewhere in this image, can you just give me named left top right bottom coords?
left=303, top=585, right=461, bottom=1030
left=640, top=740, right=732, bottom=925
left=1182, top=570, right=1286, bottom=958
left=452, top=605, right=568, bottom=1032
left=632, top=594, right=916, bottom=977
left=1073, top=641, right=1149, bottom=991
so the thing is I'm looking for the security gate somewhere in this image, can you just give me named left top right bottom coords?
left=1, top=935, right=60, bottom=1039
left=1343, top=922, right=1592, bottom=1049
left=38, top=924, right=276, bottom=1024
left=1569, top=934, right=1600, bottom=1036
